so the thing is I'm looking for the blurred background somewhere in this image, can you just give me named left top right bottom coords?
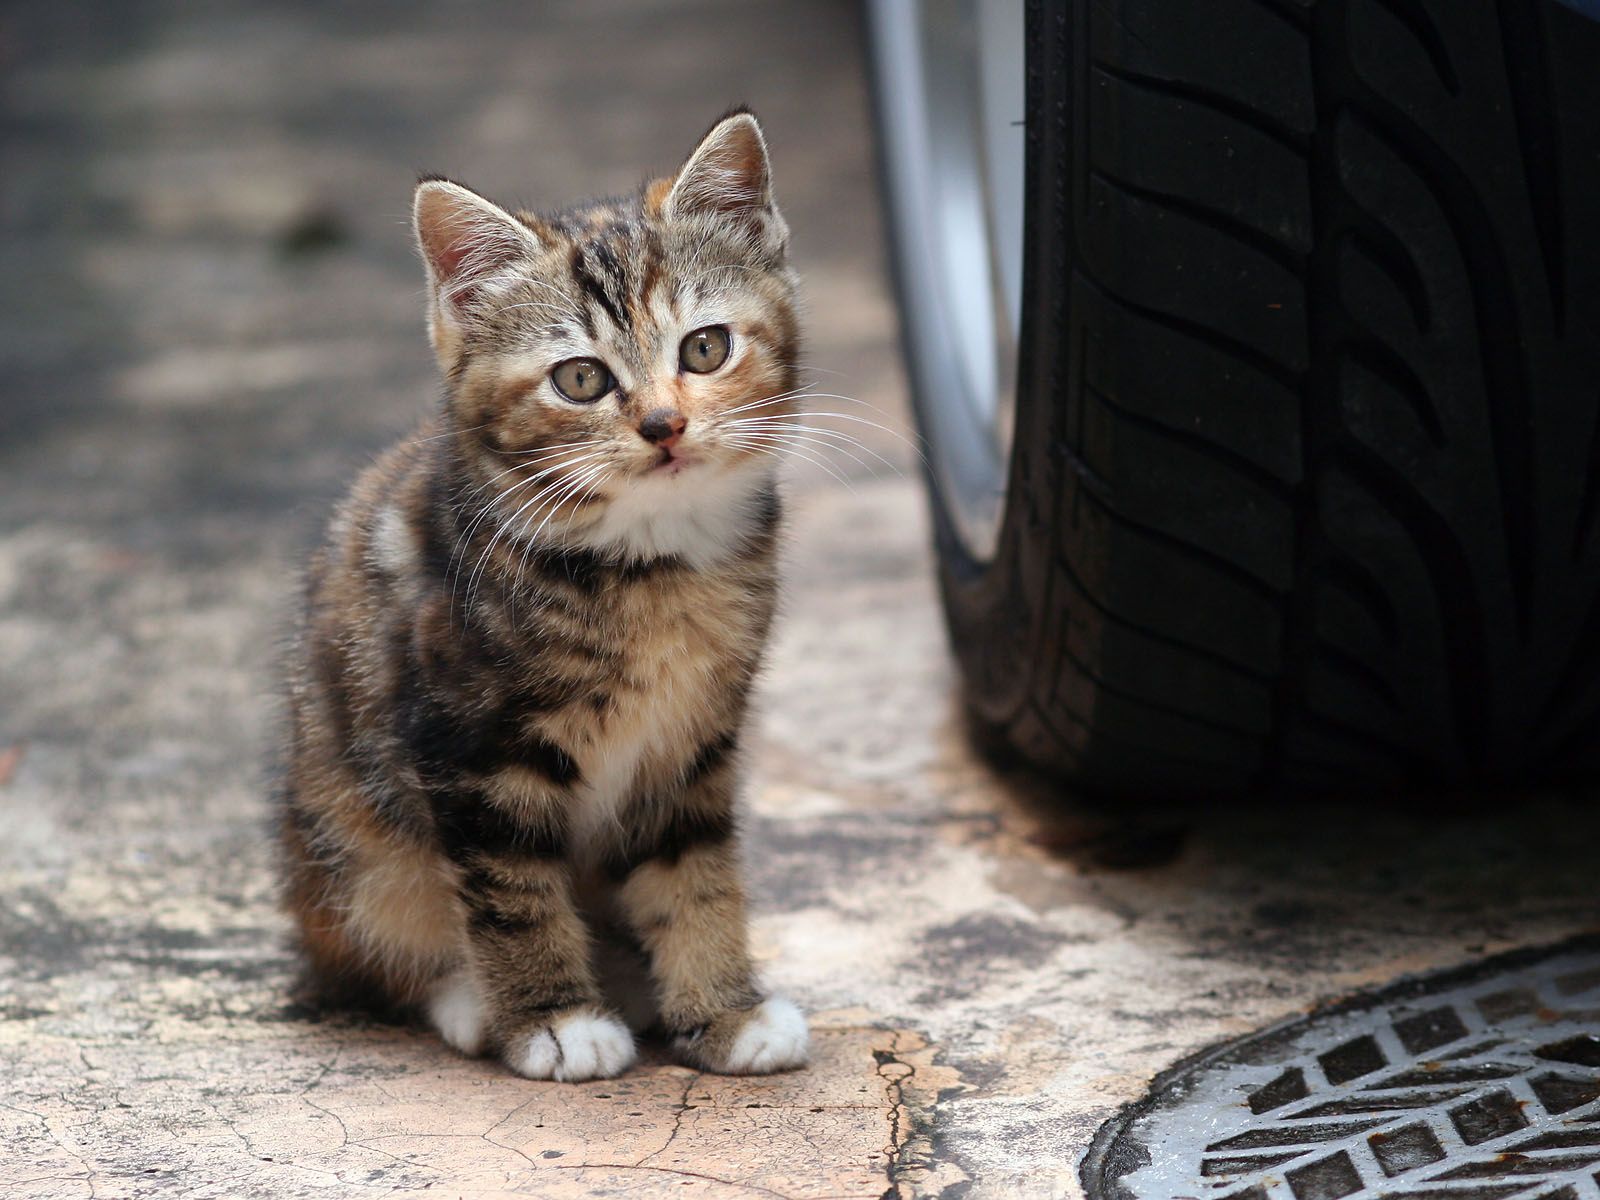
left=2, top=0, right=908, bottom=557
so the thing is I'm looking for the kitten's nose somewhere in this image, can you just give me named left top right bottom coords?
left=638, top=407, right=687, bottom=448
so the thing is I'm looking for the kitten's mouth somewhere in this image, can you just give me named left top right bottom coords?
left=649, top=447, right=696, bottom=476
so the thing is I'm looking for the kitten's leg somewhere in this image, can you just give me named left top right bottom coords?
left=435, top=787, right=636, bottom=1081
left=426, top=966, right=487, bottom=1056
left=609, top=769, right=809, bottom=1075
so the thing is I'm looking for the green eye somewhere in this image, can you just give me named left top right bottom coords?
left=680, top=326, right=731, bottom=374
left=550, top=358, right=614, bottom=403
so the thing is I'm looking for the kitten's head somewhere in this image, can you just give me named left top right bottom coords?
left=413, top=109, right=801, bottom=564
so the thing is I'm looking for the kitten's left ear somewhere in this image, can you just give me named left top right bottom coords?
left=663, top=109, right=784, bottom=239
left=413, top=177, right=542, bottom=368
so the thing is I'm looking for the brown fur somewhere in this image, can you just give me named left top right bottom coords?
left=277, top=111, right=809, bottom=1079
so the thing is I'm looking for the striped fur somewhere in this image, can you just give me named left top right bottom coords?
left=278, top=110, right=808, bottom=1079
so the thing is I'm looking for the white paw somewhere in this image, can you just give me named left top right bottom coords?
left=427, top=971, right=486, bottom=1056
left=507, top=1011, right=636, bottom=1082
left=511, top=1028, right=560, bottom=1078
left=724, top=996, right=809, bottom=1074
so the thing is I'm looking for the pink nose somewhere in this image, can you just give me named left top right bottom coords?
left=638, top=407, right=687, bottom=448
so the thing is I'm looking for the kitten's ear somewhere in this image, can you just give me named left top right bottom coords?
left=663, top=110, right=779, bottom=224
left=413, top=178, right=540, bottom=363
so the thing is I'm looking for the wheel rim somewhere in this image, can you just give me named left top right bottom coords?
left=870, top=0, right=1025, bottom=564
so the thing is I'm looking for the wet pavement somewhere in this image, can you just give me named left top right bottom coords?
left=3, top=3, right=1598, bottom=1197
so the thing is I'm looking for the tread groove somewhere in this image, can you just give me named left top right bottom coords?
left=1342, top=102, right=1536, bottom=637
left=1321, top=554, right=1401, bottom=647
left=1364, top=0, right=1460, bottom=95
left=1090, top=61, right=1313, bottom=159
left=1338, top=219, right=1432, bottom=333
left=1311, top=636, right=1403, bottom=712
left=1339, top=334, right=1446, bottom=447
left=1079, top=268, right=1306, bottom=393
left=1054, top=535, right=1279, bottom=682
left=1248, top=0, right=1313, bottom=33
left=1085, top=382, right=1297, bottom=500
left=1329, top=444, right=1491, bottom=767
left=1039, top=680, right=1261, bottom=772
left=1055, top=635, right=1267, bottom=740
left=1494, top=0, right=1565, bottom=330
left=1068, top=469, right=1287, bottom=605
left=1089, top=167, right=1308, bottom=280
left=1573, top=392, right=1600, bottom=561
left=1262, top=0, right=1350, bottom=793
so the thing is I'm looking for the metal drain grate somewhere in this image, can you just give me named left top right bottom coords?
left=1082, top=940, right=1600, bottom=1200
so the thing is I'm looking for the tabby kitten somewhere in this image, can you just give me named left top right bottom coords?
left=278, top=110, right=809, bottom=1081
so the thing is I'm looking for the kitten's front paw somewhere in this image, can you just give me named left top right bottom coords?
left=427, top=970, right=487, bottom=1057
left=506, top=1009, right=636, bottom=1082
left=679, top=996, right=810, bottom=1075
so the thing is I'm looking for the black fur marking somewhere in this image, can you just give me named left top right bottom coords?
left=308, top=640, right=355, bottom=748
left=516, top=732, right=581, bottom=787
left=503, top=984, right=593, bottom=1022
left=466, top=906, right=546, bottom=937
left=431, top=786, right=568, bottom=863
left=398, top=654, right=583, bottom=787
left=603, top=803, right=736, bottom=880
left=524, top=541, right=609, bottom=594
left=751, top=486, right=782, bottom=533
left=352, top=756, right=433, bottom=840
left=571, top=246, right=628, bottom=330
left=419, top=479, right=462, bottom=583
left=681, top=730, right=737, bottom=790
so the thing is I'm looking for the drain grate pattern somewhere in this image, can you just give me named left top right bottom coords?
left=1082, top=943, right=1600, bottom=1200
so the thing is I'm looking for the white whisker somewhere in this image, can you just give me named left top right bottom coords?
left=725, top=427, right=879, bottom=475
left=509, top=463, right=612, bottom=617
left=524, top=462, right=611, bottom=552
left=408, top=421, right=495, bottom=445
left=449, top=449, right=607, bottom=618
left=725, top=434, right=855, bottom=490
left=721, top=416, right=910, bottom=475
left=462, top=470, right=577, bottom=615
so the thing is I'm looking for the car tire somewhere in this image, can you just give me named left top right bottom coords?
left=871, top=0, right=1600, bottom=793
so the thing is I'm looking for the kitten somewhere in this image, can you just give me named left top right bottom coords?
left=277, top=109, right=809, bottom=1081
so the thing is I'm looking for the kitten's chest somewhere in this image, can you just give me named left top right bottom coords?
left=558, top=564, right=771, bottom=831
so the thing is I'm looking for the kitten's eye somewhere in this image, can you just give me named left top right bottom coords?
left=550, top=358, right=614, bottom=403
left=680, top=326, right=731, bottom=374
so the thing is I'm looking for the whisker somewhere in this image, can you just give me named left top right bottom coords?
left=408, top=421, right=495, bottom=445
left=448, top=449, right=607, bottom=617
left=511, top=463, right=610, bottom=610
left=725, top=427, right=881, bottom=475
left=525, top=461, right=610, bottom=550
left=505, top=438, right=606, bottom=459
left=725, top=404, right=929, bottom=467
left=506, top=279, right=585, bottom=316
left=725, top=434, right=855, bottom=490
left=448, top=440, right=606, bottom=518
left=723, top=421, right=904, bottom=477
left=721, top=415, right=913, bottom=474
left=719, top=382, right=824, bottom=418
left=454, top=447, right=606, bottom=518
left=558, top=466, right=613, bottom=541
left=463, top=468, right=584, bottom=615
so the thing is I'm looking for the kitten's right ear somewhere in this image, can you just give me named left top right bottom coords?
left=412, top=178, right=540, bottom=364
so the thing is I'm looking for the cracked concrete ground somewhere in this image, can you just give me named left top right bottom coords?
left=3, top=3, right=1598, bottom=1197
